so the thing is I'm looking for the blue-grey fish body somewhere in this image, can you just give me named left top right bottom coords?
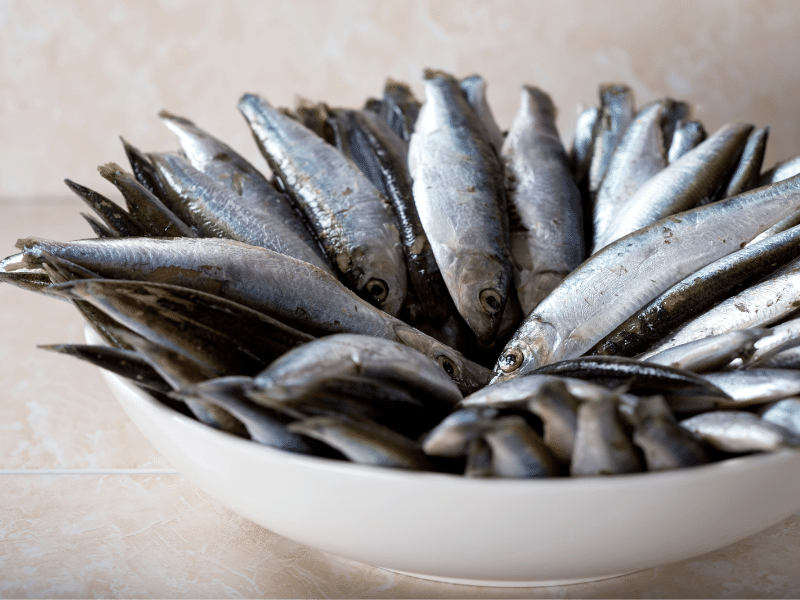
left=595, top=123, right=753, bottom=250
left=238, top=93, right=407, bottom=316
left=460, top=74, right=505, bottom=156
left=159, top=111, right=319, bottom=250
left=667, top=120, right=706, bottom=163
left=492, top=173, right=800, bottom=383
left=149, top=152, right=331, bottom=271
left=592, top=101, right=667, bottom=253
left=501, top=86, right=584, bottom=314
left=408, top=70, right=512, bottom=345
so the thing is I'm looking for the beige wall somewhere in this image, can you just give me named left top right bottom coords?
left=2, top=0, right=800, bottom=198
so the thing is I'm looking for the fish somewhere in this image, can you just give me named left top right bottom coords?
left=592, top=222, right=800, bottom=358
left=570, top=396, right=642, bottom=476
left=326, top=107, right=452, bottom=324
left=759, top=398, right=800, bottom=437
left=39, top=342, right=172, bottom=393
left=640, top=254, right=800, bottom=357
left=492, top=172, right=800, bottom=383
left=700, top=369, right=800, bottom=406
left=97, top=163, right=197, bottom=238
left=252, top=334, right=463, bottom=411
left=569, top=105, right=599, bottom=183
left=421, top=406, right=499, bottom=457
left=591, top=101, right=667, bottom=253
left=667, top=120, right=706, bottom=163
left=680, top=411, right=799, bottom=453
left=408, top=69, right=512, bottom=345
left=594, top=123, right=753, bottom=250
left=287, top=416, right=432, bottom=470
left=64, top=179, right=148, bottom=238
left=460, top=74, right=505, bottom=156
left=13, top=236, right=489, bottom=393
left=529, top=355, right=730, bottom=399
left=759, top=155, right=800, bottom=186
left=742, top=316, right=800, bottom=368
left=645, top=329, right=767, bottom=372
left=587, top=84, right=635, bottom=203
left=501, top=85, right=585, bottom=314
left=158, top=110, right=322, bottom=251
left=379, top=78, right=421, bottom=142
left=631, top=395, right=708, bottom=470
left=238, top=93, right=407, bottom=315
left=481, top=416, right=558, bottom=478
left=148, top=152, right=331, bottom=271
left=720, top=126, right=768, bottom=198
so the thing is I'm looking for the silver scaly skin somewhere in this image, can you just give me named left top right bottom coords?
left=492, top=172, right=800, bottom=383
left=459, top=74, right=505, bottom=157
left=238, top=93, right=407, bottom=316
left=408, top=69, right=512, bottom=345
left=159, top=111, right=321, bottom=252
left=640, top=254, right=800, bottom=358
left=591, top=101, right=667, bottom=254
left=13, top=236, right=488, bottom=394
left=667, top=120, right=706, bottom=164
left=148, top=152, right=331, bottom=272
left=501, top=86, right=584, bottom=315
left=595, top=123, right=753, bottom=250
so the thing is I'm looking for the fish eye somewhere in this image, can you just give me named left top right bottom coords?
left=479, top=289, right=502, bottom=314
left=437, top=355, right=457, bottom=377
left=366, top=279, right=389, bottom=303
left=499, top=348, right=524, bottom=373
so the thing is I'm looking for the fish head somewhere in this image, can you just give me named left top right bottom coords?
left=452, top=252, right=511, bottom=346
left=490, top=317, right=561, bottom=384
left=356, top=228, right=408, bottom=317
left=392, top=324, right=491, bottom=395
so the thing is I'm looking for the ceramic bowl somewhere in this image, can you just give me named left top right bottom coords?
left=89, top=327, right=800, bottom=587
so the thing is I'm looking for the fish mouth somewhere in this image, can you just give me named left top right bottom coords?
left=452, top=253, right=511, bottom=346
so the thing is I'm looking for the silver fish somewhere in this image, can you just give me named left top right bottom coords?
left=159, top=111, right=321, bottom=250
left=252, top=334, right=463, bottom=408
left=743, top=316, right=800, bottom=368
left=570, top=396, right=642, bottom=476
left=97, top=163, right=196, bottom=238
left=631, top=395, right=707, bottom=471
left=641, top=254, right=800, bottom=357
left=721, top=126, right=768, bottom=198
left=149, top=152, right=331, bottom=271
left=667, top=120, right=706, bottom=163
left=595, top=123, right=753, bottom=250
left=587, top=84, right=635, bottom=201
left=680, top=410, right=798, bottom=453
left=460, top=74, right=505, bottom=156
left=481, top=416, right=558, bottom=478
left=502, top=86, right=585, bottom=314
left=492, top=172, right=800, bottom=383
left=408, top=69, right=512, bottom=345
left=701, top=369, right=800, bottom=406
left=14, top=237, right=489, bottom=393
left=238, top=93, right=407, bottom=316
left=593, top=221, right=800, bottom=358
left=287, top=416, right=431, bottom=470
left=759, top=398, right=800, bottom=437
left=759, top=155, right=800, bottom=186
left=592, top=101, right=667, bottom=253
left=569, top=105, right=599, bottom=182
left=645, top=329, right=768, bottom=372
left=421, top=406, right=498, bottom=457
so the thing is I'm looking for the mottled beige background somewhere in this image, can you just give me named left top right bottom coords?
left=2, top=0, right=800, bottom=199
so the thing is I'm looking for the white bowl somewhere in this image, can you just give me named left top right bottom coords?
left=89, top=327, right=800, bottom=587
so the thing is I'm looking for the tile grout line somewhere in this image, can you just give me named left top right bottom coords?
left=0, top=469, right=181, bottom=475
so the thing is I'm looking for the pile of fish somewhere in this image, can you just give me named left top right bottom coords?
left=3, top=68, right=800, bottom=478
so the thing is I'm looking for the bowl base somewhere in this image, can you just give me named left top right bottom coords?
left=382, top=567, right=636, bottom=588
